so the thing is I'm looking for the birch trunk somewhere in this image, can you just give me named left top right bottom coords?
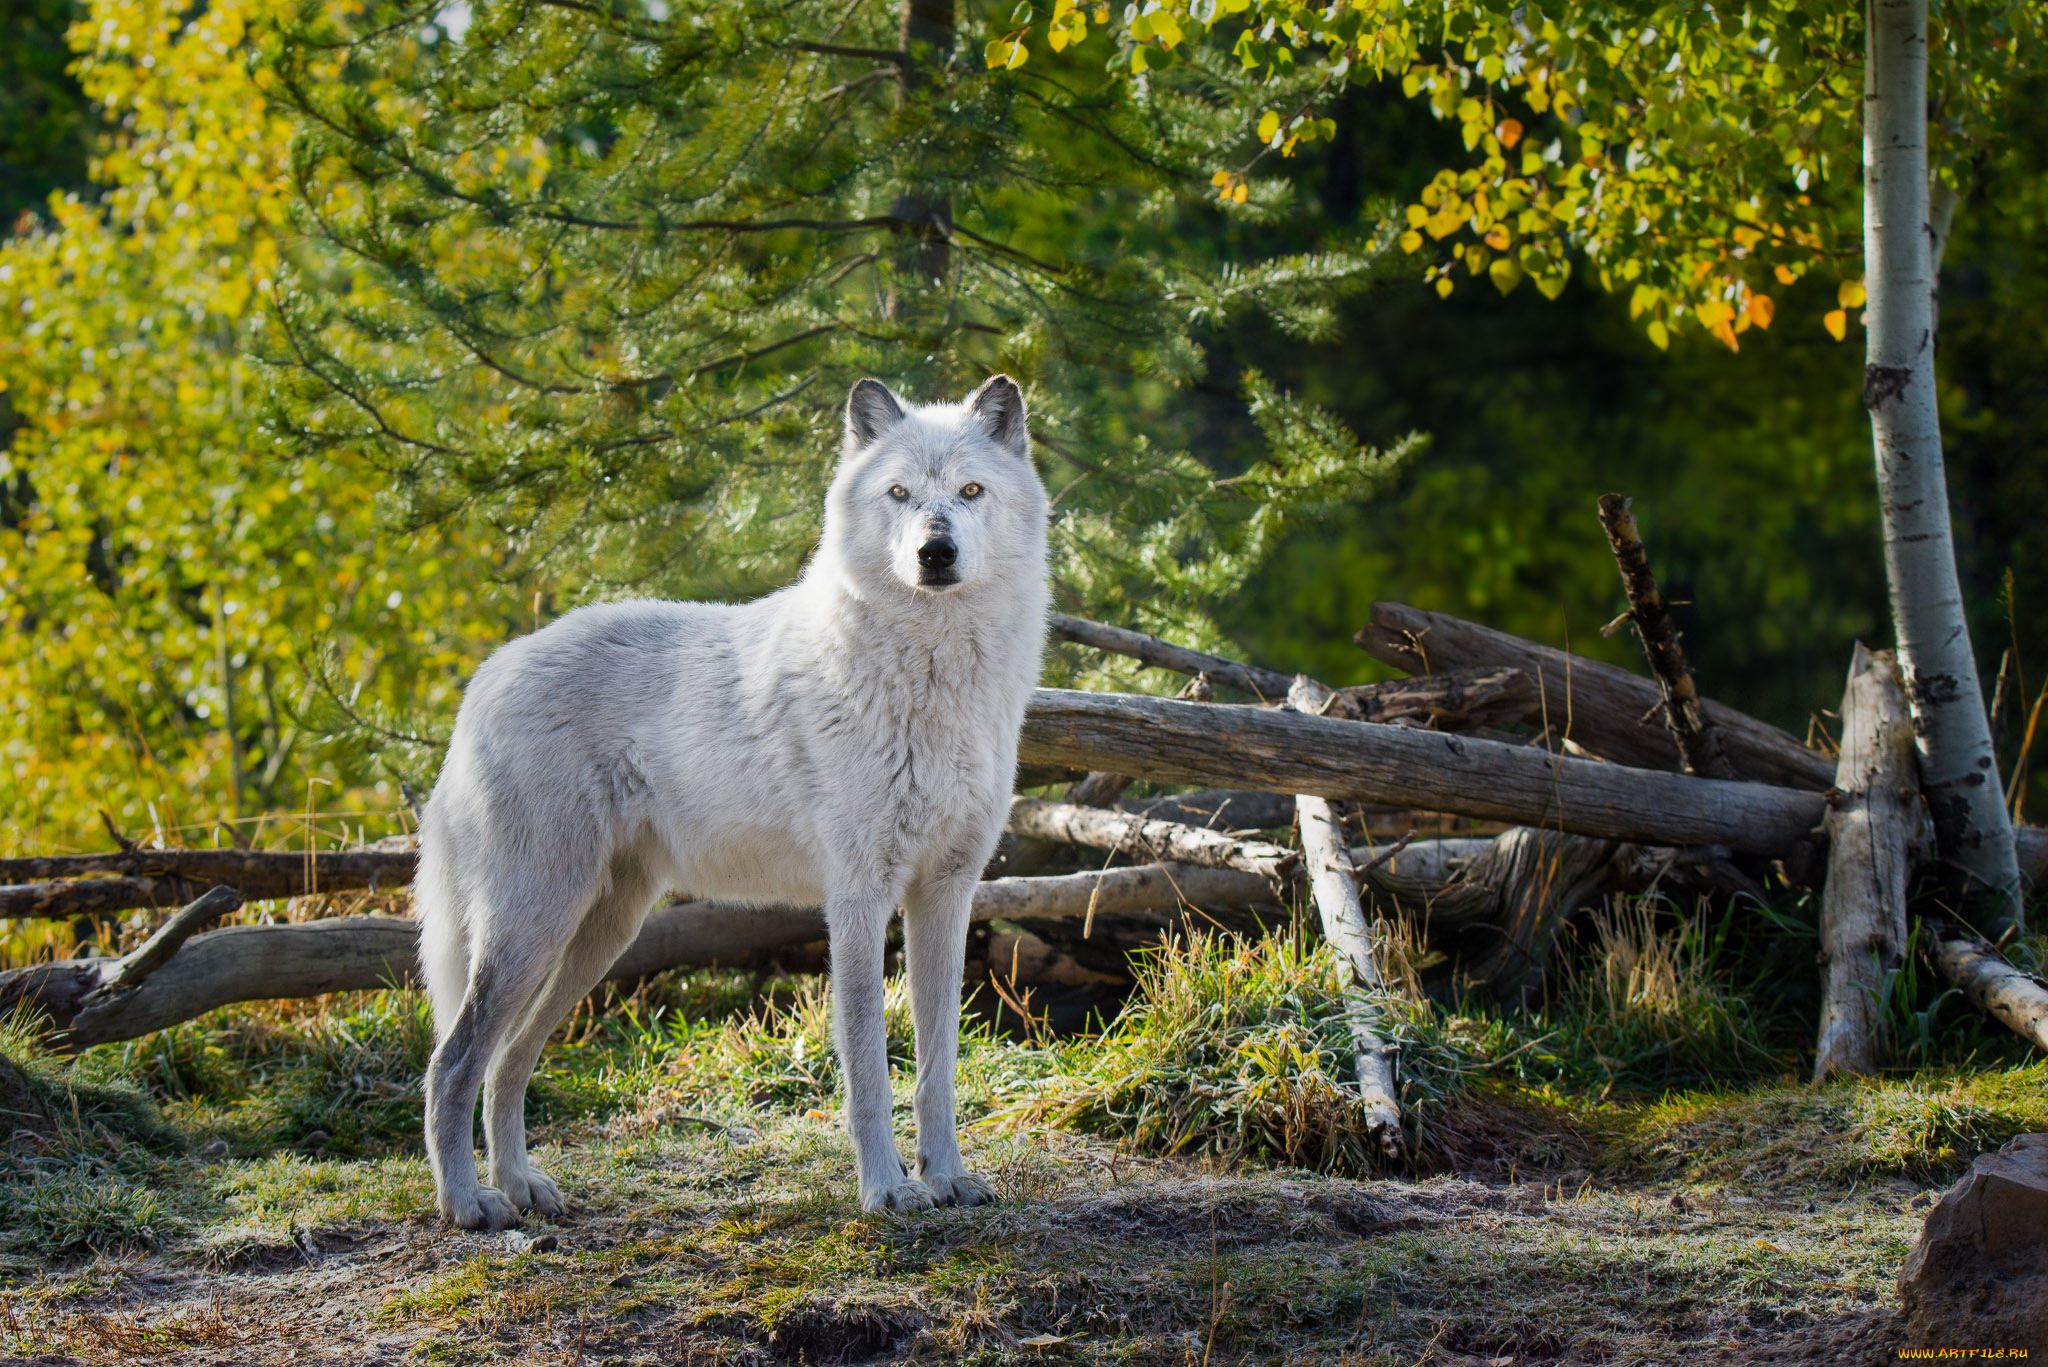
left=1865, top=0, right=2020, bottom=930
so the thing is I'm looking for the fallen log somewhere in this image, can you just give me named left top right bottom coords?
left=1329, top=667, right=1539, bottom=732
left=1596, top=494, right=1736, bottom=779
left=1922, top=918, right=2048, bottom=1056
left=1, top=846, right=417, bottom=920
left=1006, top=797, right=1298, bottom=883
left=1020, top=687, right=1826, bottom=854
left=1814, top=645, right=1924, bottom=1081
left=1289, top=678, right=1404, bottom=1153
left=1049, top=613, right=1295, bottom=701
left=1355, top=601, right=1836, bottom=791
left=0, top=862, right=1279, bottom=1047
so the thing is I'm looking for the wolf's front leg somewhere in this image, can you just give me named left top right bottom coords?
left=825, top=885, right=933, bottom=1213
left=902, top=870, right=996, bottom=1207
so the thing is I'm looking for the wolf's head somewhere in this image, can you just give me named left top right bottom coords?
left=818, top=375, right=1049, bottom=602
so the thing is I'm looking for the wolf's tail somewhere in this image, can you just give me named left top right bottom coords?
left=413, top=800, right=471, bottom=1045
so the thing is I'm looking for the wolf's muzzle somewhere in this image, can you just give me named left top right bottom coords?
left=917, top=537, right=959, bottom=585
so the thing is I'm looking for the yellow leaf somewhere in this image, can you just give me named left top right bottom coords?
left=1711, top=319, right=1740, bottom=351
left=1404, top=203, right=1427, bottom=227
left=1399, top=229, right=1422, bottom=253
left=1823, top=308, right=1848, bottom=341
left=1231, top=181, right=1248, bottom=204
left=1647, top=319, right=1670, bottom=350
left=1005, top=37, right=1029, bottom=69
left=1435, top=276, right=1454, bottom=298
left=983, top=36, right=1019, bottom=69
left=1774, top=264, right=1796, bottom=285
left=1212, top=171, right=1233, bottom=188
left=1496, top=118, right=1524, bottom=149
left=1483, top=224, right=1510, bottom=251
left=1746, top=294, right=1775, bottom=329
left=1837, top=280, right=1866, bottom=309
left=1488, top=255, right=1523, bottom=293
left=1257, top=111, right=1281, bottom=143
left=1695, top=300, right=1735, bottom=329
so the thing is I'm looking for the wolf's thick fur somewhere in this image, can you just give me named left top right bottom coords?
left=415, top=376, right=1049, bottom=1228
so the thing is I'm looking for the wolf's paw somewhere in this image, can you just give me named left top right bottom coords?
left=497, top=1167, right=565, bottom=1217
left=443, top=1184, right=521, bottom=1231
left=923, top=1171, right=997, bottom=1208
left=861, top=1178, right=937, bottom=1214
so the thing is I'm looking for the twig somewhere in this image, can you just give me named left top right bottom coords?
left=1047, top=613, right=1292, bottom=702
left=1354, top=829, right=1419, bottom=879
left=89, top=886, right=245, bottom=998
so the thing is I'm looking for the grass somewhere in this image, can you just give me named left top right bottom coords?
left=0, top=892, right=2039, bottom=1363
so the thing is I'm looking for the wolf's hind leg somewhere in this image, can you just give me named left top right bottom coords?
left=425, top=868, right=600, bottom=1231
left=903, top=871, right=994, bottom=1207
left=482, top=858, right=659, bottom=1216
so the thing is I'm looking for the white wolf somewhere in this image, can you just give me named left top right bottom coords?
left=414, top=375, right=1049, bottom=1229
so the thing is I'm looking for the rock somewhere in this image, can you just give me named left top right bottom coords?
left=1898, top=1133, right=2048, bottom=1352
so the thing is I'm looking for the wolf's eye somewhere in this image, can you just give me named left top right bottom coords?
left=961, top=483, right=983, bottom=499
left=889, top=484, right=909, bottom=500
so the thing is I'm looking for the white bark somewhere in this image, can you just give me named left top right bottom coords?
left=1814, top=646, right=1925, bottom=1080
left=1288, top=678, right=1404, bottom=1153
left=1865, top=0, right=2021, bottom=930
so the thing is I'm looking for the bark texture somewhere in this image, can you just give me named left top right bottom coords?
left=1814, top=645, right=1924, bottom=1080
left=1048, top=613, right=1294, bottom=701
left=1922, top=920, right=2048, bottom=1056
left=1596, top=493, right=1735, bottom=779
left=1289, top=678, right=1404, bottom=1151
left=1019, top=687, right=1826, bottom=854
left=1355, top=602, right=1835, bottom=790
left=1006, top=797, right=1298, bottom=882
left=1865, top=0, right=2021, bottom=930
left=0, top=864, right=1278, bottom=1047
left=1, top=845, right=416, bottom=919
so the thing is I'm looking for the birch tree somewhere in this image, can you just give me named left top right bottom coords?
left=1000, top=0, right=2040, bottom=929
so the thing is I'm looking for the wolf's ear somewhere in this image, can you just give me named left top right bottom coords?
left=845, top=378, right=907, bottom=452
left=967, top=374, right=1028, bottom=459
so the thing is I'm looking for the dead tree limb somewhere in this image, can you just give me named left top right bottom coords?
left=1355, top=601, right=1835, bottom=790
left=1120, top=789, right=1300, bottom=831
left=1, top=846, right=416, bottom=920
left=1048, top=613, right=1294, bottom=701
left=0, top=863, right=1279, bottom=1047
left=93, top=886, right=245, bottom=996
left=1020, top=687, right=1827, bottom=854
left=1814, top=645, right=1925, bottom=1080
left=1329, top=667, right=1539, bottom=732
left=1289, top=678, right=1404, bottom=1152
left=1006, top=797, right=1298, bottom=882
left=1921, top=918, right=2048, bottom=1056
left=1441, top=828, right=1625, bottom=1002
left=1596, top=494, right=1736, bottom=779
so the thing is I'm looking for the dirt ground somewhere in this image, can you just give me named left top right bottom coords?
left=0, top=1116, right=1924, bottom=1367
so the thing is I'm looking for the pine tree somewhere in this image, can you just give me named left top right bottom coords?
left=263, top=0, right=1418, bottom=677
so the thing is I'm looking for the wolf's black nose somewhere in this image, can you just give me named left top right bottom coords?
left=918, top=538, right=957, bottom=570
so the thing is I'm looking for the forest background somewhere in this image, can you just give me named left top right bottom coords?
left=4, top=0, right=2046, bottom=868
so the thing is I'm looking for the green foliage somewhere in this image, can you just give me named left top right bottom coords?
left=992, top=932, right=1452, bottom=1174
left=999, top=0, right=2044, bottom=349
left=0, top=0, right=511, bottom=852
left=1617, top=1065, right=2048, bottom=1187
left=1, top=1018, right=187, bottom=1258
left=261, top=0, right=1412, bottom=683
